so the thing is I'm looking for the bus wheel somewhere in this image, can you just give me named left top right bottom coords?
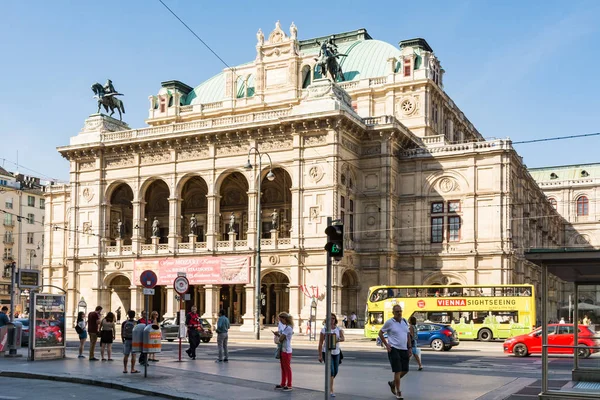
left=431, top=338, right=445, bottom=351
left=577, top=345, right=591, bottom=359
left=478, top=328, right=493, bottom=342
left=513, top=343, right=529, bottom=357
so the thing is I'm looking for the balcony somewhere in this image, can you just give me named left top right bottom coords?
left=2, top=238, right=14, bottom=245
left=2, top=255, right=13, bottom=261
left=2, top=221, right=14, bottom=227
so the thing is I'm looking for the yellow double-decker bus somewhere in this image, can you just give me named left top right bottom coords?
left=364, top=284, right=536, bottom=341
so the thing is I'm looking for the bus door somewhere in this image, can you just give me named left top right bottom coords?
left=494, top=311, right=518, bottom=339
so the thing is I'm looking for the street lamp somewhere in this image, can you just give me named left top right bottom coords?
left=28, top=250, right=37, bottom=269
left=245, top=147, right=275, bottom=340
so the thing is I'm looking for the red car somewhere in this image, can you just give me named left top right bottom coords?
left=503, top=324, right=599, bottom=358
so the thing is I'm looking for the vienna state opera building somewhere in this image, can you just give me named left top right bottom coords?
left=43, top=22, right=594, bottom=329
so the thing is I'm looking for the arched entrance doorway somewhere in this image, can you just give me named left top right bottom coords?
left=262, top=271, right=290, bottom=325
left=260, top=168, right=292, bottom=238
left=109, top=275, right=131, bottom=318
left=143, top=180, right=170, bottom=243
left=218, top=284, right=245, bottom=324
left=181, top=176, right=208, bottom=242
left=341, top=269, right=359, bottom=324
left=219, top=172, right=249, bottom=240
left=108, top=183, right=133, bottom=245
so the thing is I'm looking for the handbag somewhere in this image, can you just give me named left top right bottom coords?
left=275, top=342, right=282, bottom=359
left=75, top=324, right=83, bottom=334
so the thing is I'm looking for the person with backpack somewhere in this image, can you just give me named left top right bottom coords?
left=75, top=311, right=87, bottom=358
left=378, top=305, right=413, bottom=400
left=121, top=310, right=139, bottom=374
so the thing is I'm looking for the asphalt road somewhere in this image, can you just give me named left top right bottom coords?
left=0, top=377, right=168, bottom=400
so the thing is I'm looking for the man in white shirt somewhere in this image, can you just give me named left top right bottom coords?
left=378, top=305, right=412, bottom=400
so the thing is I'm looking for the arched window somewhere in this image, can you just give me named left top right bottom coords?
left=301, top=65, right=312, bottom=89
left=577, top=196, right=589, bottom=216
left=548, top=198, right=557, bottom=209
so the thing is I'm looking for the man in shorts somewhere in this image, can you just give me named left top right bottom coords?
left=121, top=310, right=139, bottom=373
left=378, top=304, right=412, bottom=400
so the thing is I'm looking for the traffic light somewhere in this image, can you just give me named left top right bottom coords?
left=324, top=221, right=344, bottom=260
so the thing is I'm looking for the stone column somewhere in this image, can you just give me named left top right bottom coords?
left=206, top=194, right=219, bottom=251
left=265, top=284, right=272, bottom=324
left=246, top=189, right=258, bottom=250
left=275, top=285, right=282, bottom=316
left=228, top=285, right=234, bottom=319
left=235, top=285, right=243, bottom=324
left=240, top=283, right=256, bottom=332
left=129, top=286, right=140, bottom=314
left=202, top=284, right=221, bottom=325
left=198, top=286, right=205, bottom=314
left=131, top=200, right=145, bottom=252
left=164, top=287, right=175, bottom=319
left=167, top=196, right=180, bottom=251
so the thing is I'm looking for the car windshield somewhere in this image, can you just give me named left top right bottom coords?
left=17, top=319, right=29, bottom=327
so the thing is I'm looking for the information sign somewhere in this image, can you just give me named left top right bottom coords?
left=143, top=288, right=155, bottom=295
left=174, top=276, right=189, bottom=295
left=18, top=269, right=40, bottom=289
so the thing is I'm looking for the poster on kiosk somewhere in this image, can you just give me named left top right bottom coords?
left=32, top=293, right=66, bottom=360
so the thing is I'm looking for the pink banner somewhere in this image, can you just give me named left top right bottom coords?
left=134, top=256, right=250, bottom=286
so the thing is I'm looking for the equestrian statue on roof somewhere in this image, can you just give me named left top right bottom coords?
left=315, top=37, right=346, bottom=82
left=91, top=79, right=126, bottom=121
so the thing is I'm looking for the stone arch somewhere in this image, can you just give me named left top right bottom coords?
left=139, top=176, right=171, bottom=202
left=260, top=167, right=293, bottom=238
left=105, top=180, right=135, bottom=201
left=214, top=169, right=249, bottom=194
left=341, top=269, right=360, bottom=322
left=178, top=175, right=209, bottom=242
left=142, top=179, right=170, bottom=243
left=106, top=273, right=132, bottom=316
left=217, top=171, right=250, bottom=240
left=261, top=270, right=290, bottom=325
left=423, top=271, right=465, bottom=286
left=107, top=182, right=134, bottom=245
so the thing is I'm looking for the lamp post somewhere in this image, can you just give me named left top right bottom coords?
left=244, top=147, right=275, bottom=340
left=28, top=250, right=37, bottom=269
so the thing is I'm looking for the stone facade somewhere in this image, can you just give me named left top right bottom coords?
left=45, top=23, right=569, bottom=329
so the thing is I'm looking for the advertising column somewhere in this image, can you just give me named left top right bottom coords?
left=32, top=293, right=66, bottom=360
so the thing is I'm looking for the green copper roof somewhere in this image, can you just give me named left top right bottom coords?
left=183, top=35, right=403, bottom=106
left=529, top=163, right=600, bottom=182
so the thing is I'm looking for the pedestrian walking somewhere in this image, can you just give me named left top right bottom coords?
left=148, top=311, right=159, bottom=362
left=215, top=309, right=230, bottom=362
left=75, top=311, right=87, bottom=358
left=583, top=314, right=590, bottom=326
left=318, top=313, right=345, bottom=397
left=274, top=312, right=294, bottom=392
left=408, top=316, right=423, bottom=371
left=116, top=307, right=122, bottom=323
left=378, top=304, right=412, bottom=400
left=350, top=312, right=357, bottom=328
left=100, top=312, right=116, bottom=361
left=185, top=306, right=201, bottom=360
left=87, top=306, right=102, bottom=361
left=121, top=310, right=139, bottom=374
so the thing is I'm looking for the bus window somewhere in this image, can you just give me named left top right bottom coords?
left=491, top=311, right=518, bottom=324
left=369, top=312, right=384, bottom=325
left=412, top=312, right=427, bottom=322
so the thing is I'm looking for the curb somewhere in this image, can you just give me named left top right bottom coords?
left=0, top=370, right=193, bottom=400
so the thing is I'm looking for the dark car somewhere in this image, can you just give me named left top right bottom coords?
left=416, top=322, right=460, bottom=351
left=503, top=324, right=599, bottom=358
left=15, top=318, right=30, bottom=346
left=160, top=317, right=213, bottom=343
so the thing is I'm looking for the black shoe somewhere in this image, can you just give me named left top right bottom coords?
left=186, top=349, right=192, bottom=359
left=215, top=359, right=222, bottom=363
left=89, top=357, right=99, bottom=361
left=388, top=381, right=396, bottom=395
left=275, top=385, right=284, bottom=390
left=283, top=387, right=293, bottom=392
left=223, top=358, right=228, bottom=362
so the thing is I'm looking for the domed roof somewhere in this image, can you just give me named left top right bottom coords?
left=183, top=38, right=401, bottom=106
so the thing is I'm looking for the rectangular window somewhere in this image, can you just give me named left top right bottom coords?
left=349, top=200, right=354, bottom=212
left=431, top=217, right=443, bottom=243
left=403, top=58, right=411, bottom=77
left=431, top=202, right=444, bottom=213
left=27, top=213, right=34, bottom=224
left=28, top=196, right=35, bottom=207
left=349, top=214, right=354, bottom=240
left=340, top=211, right=345, bottom=224
left=27, top=232, right=34, bottom=244
left=40, top=198, right=45, bottom=209
left=448, top=216, right=461, bottom=241
left=4, top=214, right=12, bottom=225
left=448, top=201, right=461, bottom=213
left=5, top=198, right=12, bottom=209
left=340, top=196, right=345, bottom=209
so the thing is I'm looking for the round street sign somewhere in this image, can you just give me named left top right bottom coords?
left=140, top=270, right=158, bottom=289
left=174, top=276, right=189, bottom=295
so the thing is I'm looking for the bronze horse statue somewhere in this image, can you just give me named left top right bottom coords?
left=315, top=39, right=346, bottom=82
left=91, top=82, right=125, bottom=120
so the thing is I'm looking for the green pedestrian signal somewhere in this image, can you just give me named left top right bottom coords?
left=324, top=221, right=344, bottom=260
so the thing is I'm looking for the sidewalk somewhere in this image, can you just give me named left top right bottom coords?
left=1, top=345, right=523, bottom=400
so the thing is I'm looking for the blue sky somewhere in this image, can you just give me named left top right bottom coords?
left=1, top=0, right=599, bottom=182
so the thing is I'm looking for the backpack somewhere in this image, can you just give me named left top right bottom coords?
left=75, top=324, right=83, bottom=334
left=122, top=320, right=136, bottom=340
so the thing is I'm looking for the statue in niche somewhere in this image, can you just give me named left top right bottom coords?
left=152, top=217, right=160, bottom=237
left=190, top=214, right=197, bottom=235
left=117, top=219, right=125, bottom=239
left=229, top=213, right=235, bottom=232
left=271, top=209, right=278, bottom=230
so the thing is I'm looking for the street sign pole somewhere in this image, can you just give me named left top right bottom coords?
left=179, top=295, right=183, bottom=362
left=324, top=217, right=332, bottom=399
left=139, top=269, right=158, bottom=379
left=173, top=274, right=189, bottom=363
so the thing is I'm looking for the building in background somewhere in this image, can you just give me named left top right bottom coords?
left=1, top=166, right=46, bottom=314
left=45, top=23, right=575, bottom=329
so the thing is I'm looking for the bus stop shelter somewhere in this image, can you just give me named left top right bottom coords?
left=526, top=248, right=600, bottom=400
